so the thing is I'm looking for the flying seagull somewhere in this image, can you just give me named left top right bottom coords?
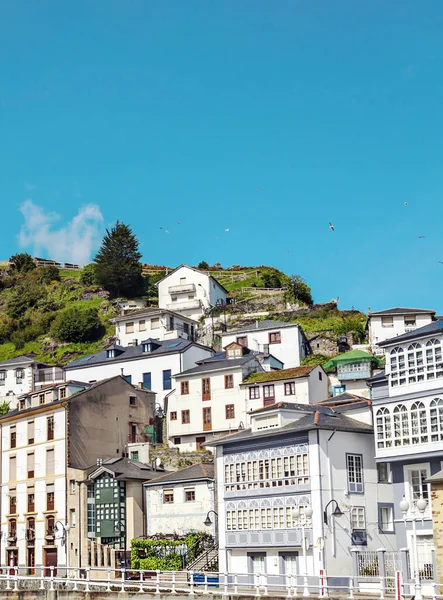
left=258, top=188, right=263, bottom=191
left=329, top=222, right=335, bottom=231
left=439, top=261, right=443, bottom=265
left=418, top=236, right=425, bottom=239
left=404, top=202, right=408, bottom=206
left=225, top=228, right=230, bottom=232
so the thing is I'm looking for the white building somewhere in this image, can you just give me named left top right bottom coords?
left=65, top=338, right=213, bottom=408
left=144, top=463, right=216, bottom=537
left=112, top=308, right=198, bottom=347
left=367, top=307, right=435, bottom=351
left=369, top=318, right=443, bottom=581
left=156, top=265, right=228, bottom=322
left=323, top=349, right=382, bottom=398
left=209, top=399, right=395, bottom=586
left=222, top=320, right=310, bottom=368
left=0, top=356, right=65, bottom=406
left=241, top=365, right=328, bottom=413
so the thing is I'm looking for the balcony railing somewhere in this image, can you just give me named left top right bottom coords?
left=337, top=363, right=372, bottom=381
left=166, top=299, right=201, bottom=311
left=168, top=283, right=196, bottom=294
left=34, top=367, right=65, bottom=385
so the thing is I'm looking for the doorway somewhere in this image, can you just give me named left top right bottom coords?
left=196, top=436, right=206, bottom=451
left=44, top=548, right=58, bottom=576
left=7, top=549, right=18, bottom=575
left=27, top=547, right=35, bottom=575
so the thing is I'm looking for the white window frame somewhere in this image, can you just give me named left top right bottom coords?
left=350, top=506, right=366, bottom=530
left=403, top=463, right=431, bottom=514
left=346, top=454, right=364, bottom=493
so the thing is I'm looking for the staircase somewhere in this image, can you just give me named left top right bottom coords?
left=186, top=545, right=218, bottom=572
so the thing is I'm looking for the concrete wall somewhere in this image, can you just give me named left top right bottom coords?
left=67, top=378, right=155, bottom=469
left=327, top=373, right=370, bottom=398
left=114, top=312, right=196, bottom=347
left=0, top=363, right=34, bottom=404
left=430, top=480, right=443, bottom=581
left=369, top=313, right=434, bottom=347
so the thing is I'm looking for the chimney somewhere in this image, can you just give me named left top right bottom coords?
left=132, top=339, right=138, bottom=347
left=138, top=382, right=143, bottom=389
left=256, top=320, right=259, bottom=329
left=96, top=458, right=101, bottom=466
left=120, top=368, right=124, bottom=376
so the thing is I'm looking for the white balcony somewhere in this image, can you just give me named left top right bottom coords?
left=167, top=299, right=201, bottom=311
left=168, top=283, right=196, bottom=294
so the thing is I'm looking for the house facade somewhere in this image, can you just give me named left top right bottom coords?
left=367, top=308, right=435, bottom=351
left=65, top=338, right=213, bottom=408
left=144, top=463, right=215, bottom=537
left=323, top=350, right=382, bottom=398
left=112, top=308, right=198, bottom=347
left=0, top=376, right=155, bottom=571
left=370, top=319, right=443, bottom=582
left=167, top=344, right=266, bottom=452
left=209, top=401, right=395, bottom=585
left=222, top=320, right=310, bottom=369
left=241, top=365, right=328, bottom=413
left=0, top=356, right=65, bottom=406
left=157, top=265, right=228, bottom=322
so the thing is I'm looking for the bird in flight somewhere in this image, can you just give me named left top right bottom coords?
left=329, top=222, right=335, bottom=231
left=404, top=202, right=408, bottom=206
left=225, top=228, right=230, bottom=232
left=177, top=221, right=180, bottom=225
left=158, top=227, right=170, bottom=233
left=439, top=261, right=443, bottom=265
left=418, top=236, right=425, bottom=239
left=258, top=188, right=263, bottom=191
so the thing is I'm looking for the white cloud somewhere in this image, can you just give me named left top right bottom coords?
left=18, top=200, right=104, bottom=266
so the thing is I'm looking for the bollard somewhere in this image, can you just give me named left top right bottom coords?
left=204, top=572, right=208, bottom=594
left=234, top=573, right=239, bottom=596
left=49, top=566, right=54, bottom=592
left=189, top=570, right=195, bottom=595
left=40, top=567, right=45, bottom=590
left=85, top=567, right=91, bottom=593
left=255, top=572, right=260, bottom=597
left=348, top=576, right=354, bottom=600
left=139, top=570, right=144, bottom=593
left=120, top=568, right=126, bottom=594
left=379, top=575, right=385, bottom=600
left=72, top=567, right=78, bottom=591
left=156, top=569, right=160, bottom=595
left=107, top=569, right=112, bottom=593
left=5, top=568, right=11, bottom=591
left=223, top=572, right=229, bottom=597
left=171, top=570, right=177, bottom=595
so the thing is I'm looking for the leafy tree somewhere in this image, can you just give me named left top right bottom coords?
left=285, top=275, right=313, bottom=305
left=333, top=315, right=366, bottom=344
left=6, top=284, right=45, bottom=320
left=197, top=261, right=209, bottom=270
left=9, top=253, right=35, bottom=273
left=50, top=307, right=103, bottom=343
left=80, top=263, right=98, bottom=286
left=0, top=401, right=10, bottom=417
left=261, top=272, right=282, bottom=288
left=94, top=221, right=143, bottom=297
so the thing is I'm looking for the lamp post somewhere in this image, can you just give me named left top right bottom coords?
left=400, top=495, right=427, bottom=600
left=203, top=510, right=218, bottom=540
left=292, top=505, right=313, bottom=598
left=55, top=521, right=70, bottom=575
left=323, top=499, right=344, bottom=525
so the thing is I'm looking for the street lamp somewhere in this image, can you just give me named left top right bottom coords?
left=400, top=495, right=428, bottom=600
left=55, top=521, right=70, bottom=574
left=292, top=505, right=313, bottom=598
left=203, top=510, right=218, bottom=527
left=323, top=499, right=344, bottom=525
left=114, top=521, right=127, bottom=571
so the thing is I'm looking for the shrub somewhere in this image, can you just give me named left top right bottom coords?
left=197, top=261, right=209, bottom=270
left=80, top=264, right=98, bottom=286
left=9, top=253, right=35, bottom=273
left=50, top=307, right=103, bottom=343
left=36, top=266, right=60, bottom=284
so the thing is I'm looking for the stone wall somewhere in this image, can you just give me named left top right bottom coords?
left=150, top=447, right=213, bottom=471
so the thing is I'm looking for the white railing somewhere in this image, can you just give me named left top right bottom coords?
left=168, top=283, right=196, bottom=294
left=0, top=566, right=436, bottom=598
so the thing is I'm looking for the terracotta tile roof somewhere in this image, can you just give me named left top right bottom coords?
left=242, top=365, right=318, bottom=384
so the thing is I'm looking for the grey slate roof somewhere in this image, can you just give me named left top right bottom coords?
left=87, top=457, right=160, bottom=481
left=174, top=353, right=260, bottom=378
left=144, top=463, right=215, bottom=486
left=66, top=338, right=210, bottom=369
left=0, top=355, right=41, bottom=367
left=316, top=392, right=371, bottom=406
left=225, top=319, right=299, bottom=335
left=208, top=409, right=373, bottom=447
left=378, top=320, right=443, bottom=347
left=369, top=307, right=435, bottom=316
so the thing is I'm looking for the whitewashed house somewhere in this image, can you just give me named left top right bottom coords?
left=367, top=308, right=435, bottom=352
left=222, top=320, right=310, bottom=369
left=0, top=356, right=65, bottom=406
left=65, top=338, right=213, bottom=409
left=241, top=365, right=328, bottom=413
left=144, top=463, right=216, bottom=537
left=0, top=376, right=155, bottom=571
left=156, top=265, right=228, bottom=322
left=209, top=399, right=395, bottom=587
left=167, top=343, right=281, bottom=452
left=323, top=349, right=382, bottom=398
left=112, top=308, right=198, bottom=347
left=369, top=319, right=443, bottom=582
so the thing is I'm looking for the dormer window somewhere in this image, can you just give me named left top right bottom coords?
left=226, top=343, right=243, bottom=359
left=106, top=349, right=116, bottom=359
left=142, top=339, right=160, bottom=353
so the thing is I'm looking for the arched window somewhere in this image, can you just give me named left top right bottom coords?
left=26, top=517, right=35, bottom=542
left=8, top=519, right=16, bottom=538
left=393, top=404, right=410, bottom=446
left=46, top=516, right=55, bottom=535
left=390, top=347, right=406, bottom=387
left=430, top=398, right=443, bottom=442
left=407, top=343, right=424, bottom=383
left=376, top=407, right=392, bottom=449
left=426, top=339, right=443, bottom=381
left=411, top=401, right=428, bottom=444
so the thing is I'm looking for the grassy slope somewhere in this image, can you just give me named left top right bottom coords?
left=0, top=265, right=366, bottom=365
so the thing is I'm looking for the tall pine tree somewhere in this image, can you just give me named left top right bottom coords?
left=94, top=221, right=144, bottom=298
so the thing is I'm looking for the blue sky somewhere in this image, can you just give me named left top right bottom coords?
left=1, top=1, right=443, bottom=313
